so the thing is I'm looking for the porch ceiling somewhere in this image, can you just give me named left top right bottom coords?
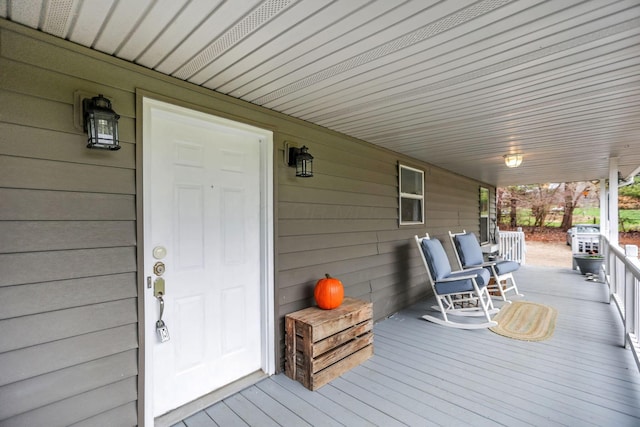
left=3, top=0, right=639, bottom=187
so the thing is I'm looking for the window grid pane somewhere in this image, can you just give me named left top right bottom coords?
left=399, top=165, right=424, bottom=225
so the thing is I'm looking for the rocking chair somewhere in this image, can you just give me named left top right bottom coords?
left=449, top=230, right=523, bottom=303
left=414, top=234, right=498, bottom=329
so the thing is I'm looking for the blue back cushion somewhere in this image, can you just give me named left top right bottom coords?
left=421, top=238, right=451, bottom=280
left=454, top=232, right=484, bottom=267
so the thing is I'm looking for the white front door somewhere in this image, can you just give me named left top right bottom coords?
left=142, top=98, right=274, bottom=421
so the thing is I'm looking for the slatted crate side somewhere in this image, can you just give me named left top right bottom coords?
left=310, top=345, right=374, bottom=390
left=285, top=298, right=374, bottom=390
left=290, top=298, right=373, bottom=342
left=311, top=330, right=373, bottom=373
left=308, top=319, right=373, bottom=358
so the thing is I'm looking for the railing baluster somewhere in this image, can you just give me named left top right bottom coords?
left=497, top=230, right=526, bottom=265
left=607, top=239, right=640, bottom=369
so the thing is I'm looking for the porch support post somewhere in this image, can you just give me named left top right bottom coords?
left=609, top=157, right=619, bottom=246
left=598, top=180, right=607, bottom=239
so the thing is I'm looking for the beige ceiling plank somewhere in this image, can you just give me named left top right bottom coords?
left=7, top=0, right=43, bottom=28
left=379, top=114, right=640, bottom=155
left=247, top=0, right=491, bottom=106
left=291, top=0, right=634, bottom=120
left=235, top=0, right=441, bottom=101
left=302, top=13, right=640, bottom=127
left=67, top=0, right=115, bottom=47
left=191, top=0, right=336, bottom=86
left=316, top=34, right=638, bottom=132
left=220, top=0, right=405, bottom=97
left=93, top=0, right=153, bottom=55
left=341, top=71, right=640, bottom=138
left=135, top=0, right=224, bottom=69
left=396, top=123, right=640, bottom=158
left=282, top=0, right=592, bottom=117
left=154, top=0, right=262, bottom=75
left=41, top=0, right=77, bottom=38
left=173, top=0, right=296, bottom=81
left=377, top=102, right=640, bottom=146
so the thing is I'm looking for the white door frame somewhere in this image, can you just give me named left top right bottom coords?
left=140, top=96, right=275, bottom=426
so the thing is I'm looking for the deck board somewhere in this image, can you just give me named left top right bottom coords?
left=175, top=265, right=640, bottom=427
left=255, top=378, right=343, bottom=427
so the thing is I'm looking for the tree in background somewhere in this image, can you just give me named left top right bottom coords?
left=498, top=184, right=561, bottom=228
left=498, top=177, right=640, bottom=233
left=498, top=181, right=599, bottom=229
left=619, top=176, right=640, bottom=201
left=559, top=181, right=595, bottom=231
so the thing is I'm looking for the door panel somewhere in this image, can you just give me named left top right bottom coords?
left=143, top=99, right=267, bottom=417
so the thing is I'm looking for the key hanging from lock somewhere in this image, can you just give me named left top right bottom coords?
left=156, top=294, right=170, bottom=343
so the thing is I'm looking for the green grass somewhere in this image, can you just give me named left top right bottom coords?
left=500, top=208, right=640, bottom=231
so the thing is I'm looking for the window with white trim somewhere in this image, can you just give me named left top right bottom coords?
left=479, top=186, right=490, bottom=244
left=399, top=164, right=424, bottom=225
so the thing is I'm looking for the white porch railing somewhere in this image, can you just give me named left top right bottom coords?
left=605, top=238, right=640, bottom=371
left=571, top=232, right=600, bottom=255
left=497, top=229, right=526, bottom=265
left=571, top=232, right=602, bottom=270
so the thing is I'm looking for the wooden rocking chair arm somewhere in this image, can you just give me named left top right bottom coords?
left=465, top=262, right=496, bottom=268
left=437, top=273, right=479, bottom=282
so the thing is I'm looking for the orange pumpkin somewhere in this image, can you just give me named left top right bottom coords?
left=314, top=274, right=344, bottom=309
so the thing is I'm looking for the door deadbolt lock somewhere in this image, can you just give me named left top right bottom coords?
left=153, top=262, right=166, bottom=276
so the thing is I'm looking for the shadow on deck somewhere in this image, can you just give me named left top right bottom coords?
left=173, top=265, right=640, bottom=426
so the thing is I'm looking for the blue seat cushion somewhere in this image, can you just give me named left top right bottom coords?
left=434, top=268, right=491, bottom=295
left=421, top=238, right=451, bottom=280
left=454, top=232, right=484, bottom=267
left=494, top=260, right=519, bottom=275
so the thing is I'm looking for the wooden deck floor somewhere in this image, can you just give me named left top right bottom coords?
left=172, top=265, right=640, bottom=426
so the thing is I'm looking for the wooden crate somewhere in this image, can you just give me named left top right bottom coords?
left=285, top=297, right=373, bottom=390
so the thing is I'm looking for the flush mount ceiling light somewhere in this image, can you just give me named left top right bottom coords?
left=504, top=153, right=523, bottom=168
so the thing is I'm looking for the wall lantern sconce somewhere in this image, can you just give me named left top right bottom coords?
left=503, top=153, right=523, bottom=168
left=287, top=144, right=314, bottom=177
left=83, top=94, right=120, bottom=150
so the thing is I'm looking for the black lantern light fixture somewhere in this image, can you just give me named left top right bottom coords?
left=83, top=94, right=120, bottom=150
left=288, top=145, right=314, bottom=177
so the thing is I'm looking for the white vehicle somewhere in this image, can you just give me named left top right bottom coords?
left=566, top=224, right=600, bottom=252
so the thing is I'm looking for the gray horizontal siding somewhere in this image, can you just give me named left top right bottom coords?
left=1, top=377, right=138, bottom=427
left=279, top=184, right=396, bottom=206
left=0, top=350, right=137, bottom=420
left=0, top=188, right=135, bottom=220
left=279, top=231, right=378, bottom=254
left=0, top=298, right=137, bottom=353
left=0, top=121, right=135, bottom=169
left=0, top=324, right=138, bottom=386
left=0, top=221, right=136, bottom=252
left=278, top=202, right=397, bottom=220
left=0, top=89, right=136, bottom=143
left=0, top=154, right=135, bottom=194
left=70, top=402, right=138, bottom=427
left=0, top=247, right=137, bottom=287
left=1, top=24, right=139, bottom=426
left=0, top=272, right=136, bottom=319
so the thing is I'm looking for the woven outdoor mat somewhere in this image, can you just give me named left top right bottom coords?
left=490, top=301, right=557, bottom=341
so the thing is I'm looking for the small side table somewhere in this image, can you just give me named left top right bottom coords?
left=285, top=297, right=373, bottom=390
left=481, top=243, right=499, bottom=261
